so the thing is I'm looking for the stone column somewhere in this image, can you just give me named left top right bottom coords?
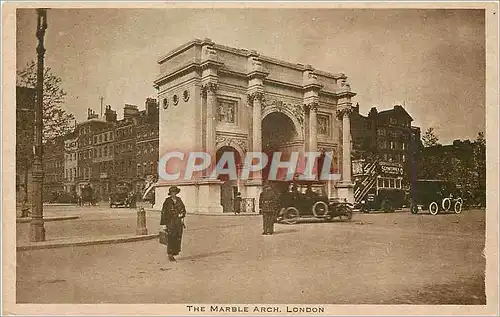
left=308, top=102, right=318, bottom=152
left=340, top=108, right=353, bottom=182
left=248, top=91, right=264, bottom=180
left=203, top=82, right=218, bottom=168
left=335, top=107, right=354, bottom=203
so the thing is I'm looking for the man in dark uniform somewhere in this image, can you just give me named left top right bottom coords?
left=259, top=184, right=279, bottom=235
left=233, top=192, right=242, bottom=215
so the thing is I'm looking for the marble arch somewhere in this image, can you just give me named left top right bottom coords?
left=154, top=39, right=356, bottom=213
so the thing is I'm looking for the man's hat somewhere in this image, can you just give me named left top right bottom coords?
left=168, top=186, right=181, bottom=194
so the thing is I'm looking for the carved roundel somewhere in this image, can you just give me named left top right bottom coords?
left=173, top=94, right=179, bottom=106
left=162, top=98, right=169, bottom=109
left=183, top=90, right=190, bottom=102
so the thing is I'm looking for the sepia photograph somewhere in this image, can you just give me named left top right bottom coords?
left=2, top=2, right=499, bottom=316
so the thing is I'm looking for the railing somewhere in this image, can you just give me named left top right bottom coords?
left=241, top=198, right=255, bottom=213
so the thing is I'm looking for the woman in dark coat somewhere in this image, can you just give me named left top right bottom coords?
left=161, top=186, right=186, bottom=261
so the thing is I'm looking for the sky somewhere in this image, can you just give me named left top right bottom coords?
left=16, top=8, right=485, bottom=144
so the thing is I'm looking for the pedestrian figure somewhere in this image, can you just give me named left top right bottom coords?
left=259, top=184, right=279, bottom=235
left=150, top=191, right=155, bottom=208
left=160, top=186, right=186, bottom=261
left=234, top=192, right=242, bottom=215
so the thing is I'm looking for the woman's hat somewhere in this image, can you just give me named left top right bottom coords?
left=168, top=186, right=181, bottom=194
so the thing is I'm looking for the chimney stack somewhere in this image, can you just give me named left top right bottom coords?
left=123, top=104, right=139, bottom=119
left=105, top=105, right=117, bottom=122
left=145, top=98, right=158, bottom=116
left=87, top=108, right=98, bottom=120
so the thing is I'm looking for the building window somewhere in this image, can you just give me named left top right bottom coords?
left=377, top=129, right=386, bottom=136
left=99, top=148, right=102, bottom=157
left=384, top=179, right=390, bottom=188
left=104, top=146, right=108, bottom=157
left=390, top=118, right=397, bottom=125
left=390, top=141, right=395, bottom=150
left=402, top=142, right=406, bottom=150
left=104, top=134, right=108, bottom=142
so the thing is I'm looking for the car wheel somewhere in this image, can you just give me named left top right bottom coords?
left=282, top=207, right=299, bottom=225
left=312, top=201, right=328, bottom=218
left=410, top=203, right=419, bottom=214
left=454, top=201, right=463, bottom=214
left=442, top=198, right=452, bottom=211
left=429, top=201, right=439, bottom=215
left=342, top=206, right=353, bottom=220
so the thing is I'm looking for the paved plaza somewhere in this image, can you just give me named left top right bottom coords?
left=16, top=205, right=485, bottom=304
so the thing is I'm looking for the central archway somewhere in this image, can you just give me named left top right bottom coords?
left=216, top=146, right=241, bottom=213
left=262, top=112, right=297, bottom=181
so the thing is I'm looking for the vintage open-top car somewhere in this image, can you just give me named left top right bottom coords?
left=270, top=179, right=353, bottom=224
left=410, top=179, right=463, bottom=215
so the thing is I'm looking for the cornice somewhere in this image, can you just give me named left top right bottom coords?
left=158, top=39, right=347, bottom=80
left=154, top=52, right=356, bottom=98
left=157, top=38, right=212, bottom=64
left=303, top=82, right=324, bottom=91
left=154, top=62, right=201, bottom=88
left=336, top=90, right=357, bottom=98
left=215, top=131, right=248, bottom=139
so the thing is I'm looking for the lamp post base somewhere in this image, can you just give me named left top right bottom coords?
left=29, top=221, right=46, bottom=242
left=336, top=181, right=355, bottom=204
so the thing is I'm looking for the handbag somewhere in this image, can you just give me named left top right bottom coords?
left=159, top=229, right=168, bottom=246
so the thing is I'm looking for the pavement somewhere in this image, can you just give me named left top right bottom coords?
left=16, top=203, right=160, bottom=250
left=16, top=202, right=262, bottom=250
left=15, top=205, right=486, bottom=304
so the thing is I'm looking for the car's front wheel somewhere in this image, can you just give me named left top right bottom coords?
left=429, top=201, right=439, bottom=215
left=454, top=200, right=463, bottom=214
left=410, top=202, right=419, bottom=214
left=282, top=207, right=299, bottom=225
left=341, top=206, right=353, bottom=220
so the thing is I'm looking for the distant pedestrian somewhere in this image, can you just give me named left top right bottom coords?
left=259, top=184, right=279, bottom=235
left=160, top=186, right=186, bottom=262
left=150, top=191, right=155, bottom=208
left=234, top=192, right=242, bottom=215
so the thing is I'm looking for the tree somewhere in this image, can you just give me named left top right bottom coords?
left=17, top=61, right=75, bottom=142
left=422, top=127, right=440, bottom=147
left=472, top=131, right=486, bottom=206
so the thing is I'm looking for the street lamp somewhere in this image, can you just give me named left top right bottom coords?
left=30, top=8, right=48, bottom=242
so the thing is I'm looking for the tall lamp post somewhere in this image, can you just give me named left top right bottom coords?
left=30, top=8, right=48, bottom=242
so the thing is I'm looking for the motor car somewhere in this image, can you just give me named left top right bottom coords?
left=409, top=179, right=463, bottom=215
left=271, top=179, right=353, bottom=224
left=109, top=192, right=130, bottom=208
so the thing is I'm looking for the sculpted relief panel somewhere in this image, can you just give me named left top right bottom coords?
left=317, top=114, right=330, bottom=136
left=217, top=100, right=236, bottom=124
